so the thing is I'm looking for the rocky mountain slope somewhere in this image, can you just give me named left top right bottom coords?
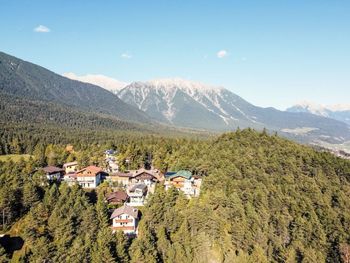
left=287, top=101, right=350, bottom=125
left=118, top=79, right=350, bottom=144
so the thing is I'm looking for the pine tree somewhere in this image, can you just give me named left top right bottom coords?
left=22, top=181, right=40, bottom=212
left=96, top=191, right=109, bottom=228
left=91, top=227, right=116, bottom=263
left=115, top=231, right=130, bottom=263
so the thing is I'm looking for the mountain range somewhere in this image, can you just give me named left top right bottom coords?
left=117, top=79, right=350, bottom=144
left=287, top=102, right=350, bottom=126
left=1, top=51, right=349, bottom=148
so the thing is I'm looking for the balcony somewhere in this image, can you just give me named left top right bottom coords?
left=114, top=219, right=133, bottom=223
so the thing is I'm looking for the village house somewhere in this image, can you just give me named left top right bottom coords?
left=129, top=168, right=163, bottom=186
left=127, top=183, right=148, bottom=206
left=105, top=149, right=116, bottom=160
left=42, top=166, right=65, bottom=181
left=76, top=166, right=104, bottom=188
left=165, top=170, right=202, bottom=197
left=63, top=173, right=77, bottom=186
left=107, top=161, right=119, bottom=173
left=63, top=161, right=78, bottom=174
left=106, top=172, right=133, bottom=187
left=110, top=204, right=139, bottom=235
left=105, top=149, right=119, bottom=173
left=106, top=191, right=129, bottom=206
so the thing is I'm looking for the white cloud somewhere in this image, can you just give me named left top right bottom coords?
left=121, top=52, right=132, bottom=59
left=62, top=73, right=128, bottom=92
left=217, top=50, right=228, bottom=58
left=34, top=25, right=50, bottom=33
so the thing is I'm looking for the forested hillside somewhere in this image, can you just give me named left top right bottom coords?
left=1, top=129, right=350, bottom=262
left=0, top=91, right=207, bottom=156
left=0, top=51, right=151, bottom=123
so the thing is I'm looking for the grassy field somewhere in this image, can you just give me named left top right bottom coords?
left=0, top=154, right=32, bottom=162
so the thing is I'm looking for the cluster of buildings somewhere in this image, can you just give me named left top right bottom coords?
left=105, top=169, right=202, bottom=235
left=39, top=149, right=203, bottom=236
left=42, top=162, right=106, bottom=188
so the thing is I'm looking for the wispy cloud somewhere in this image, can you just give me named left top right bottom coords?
left=34, top=25, right=50, bottom=33
left=217, top=50, right=228, bottom=58
left=121, top=52, right=132, bottom=59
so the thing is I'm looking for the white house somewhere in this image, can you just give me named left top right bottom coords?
left=129, top=168, right=161, bottom=186
left=127, top=183, right=148, bottom=206
left=63, top=173, right=77, bottom=186
left=105, top=149, right=116, bottom=161
left=76, top=166, right=103, bottom=188
left=164, top=170, right=202, bottom=198
left=107, top=161, right=119, bottom=173
left=42, top=166, right=64, bottom=181
left=110, top=205, right=139, bottom=235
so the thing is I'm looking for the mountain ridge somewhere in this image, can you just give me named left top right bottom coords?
left=0, top=51, right=151, bottom=124
left=287, top=101, right=350, bottom=125
left=118, top=79, right=350, bottom=145
left=1, top=51, right=349, bottom=148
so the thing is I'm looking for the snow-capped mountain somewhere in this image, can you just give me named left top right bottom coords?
left=287, top=102, right=350, bottom=125
left=63, top=73, right=127, bottom=93
left=118, top=78, right=258, bottom=129
left=118, top=79, right=350, bottom=144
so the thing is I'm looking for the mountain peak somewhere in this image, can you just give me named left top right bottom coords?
left=287, top=101, right=350, bottom=125
left=62, top=72, right=128, bottom=92
left=143, top=78, right=224, bottom=93
left=291, top=101, right=350, bottom=112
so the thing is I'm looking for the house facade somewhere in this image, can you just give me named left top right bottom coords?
left=63, top=173, right=77, bottom=186
left=42, top=166, right=65, bottom=181
left=127, top=183, right=148, bottom=206
left=130, top=168, right=162, bottom=186
left=105, top=149, right=116, bottom=160
left=76, top=166, right=103, bottom=188
left=63, top=161, right=78, bottom=174
left=165, top=170, right=202, bottom=197
left=110, top=205, right=139, bottom=234
left=107, top=172, right=133, bottom=186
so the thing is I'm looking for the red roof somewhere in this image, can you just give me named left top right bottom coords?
left=76, top=166, right=102, bottom=177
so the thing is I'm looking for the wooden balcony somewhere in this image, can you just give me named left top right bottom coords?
left=114, top=219, right=133, bottom=223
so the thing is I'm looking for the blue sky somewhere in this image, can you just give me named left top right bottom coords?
left=0, top=0, right=349, bottom=109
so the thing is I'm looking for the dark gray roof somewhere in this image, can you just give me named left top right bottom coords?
left=129, top=183, right=147, bottom=192
left=42, top=166, right=64, bottom=174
